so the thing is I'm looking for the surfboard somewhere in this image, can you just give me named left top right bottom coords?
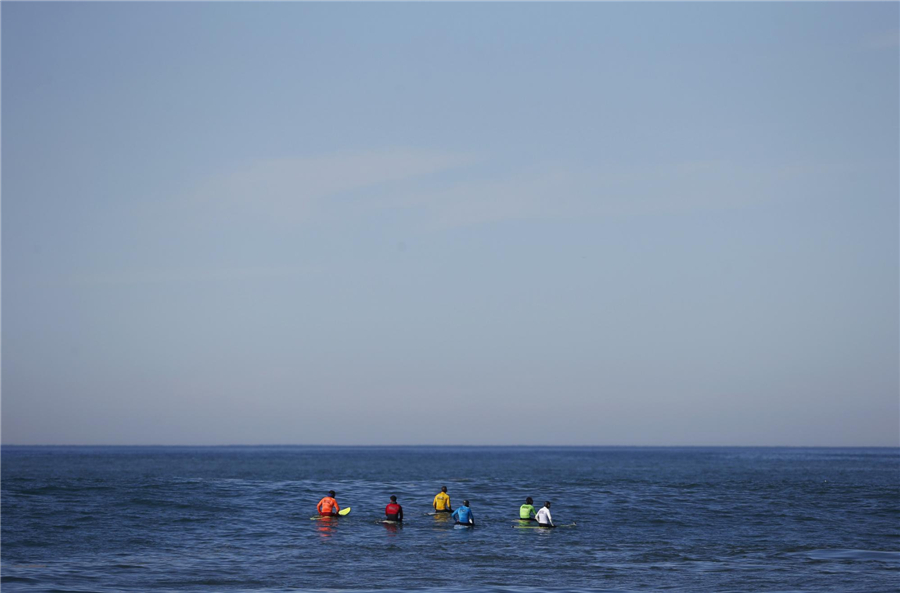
left=310, top=507, right=351, bottom=520
left=512, top=521, right=576, bottom=529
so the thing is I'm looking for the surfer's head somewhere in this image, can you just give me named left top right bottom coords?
left=463, top=500, right=470, bottom=507
left=526, top=497, right=533, bottom=504
left=390, top=495, right=397, bottom=502
left=328, top=490, right=336, bottom=497
left=544, top=501, right=551, bottom=508
left=441, top=486, right=447, bottom=493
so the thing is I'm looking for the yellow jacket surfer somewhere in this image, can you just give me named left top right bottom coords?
left=433, top=485, right=452, bottom=513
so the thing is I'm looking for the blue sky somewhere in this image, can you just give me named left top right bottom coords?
left=2, top=3, right=897, bottom=446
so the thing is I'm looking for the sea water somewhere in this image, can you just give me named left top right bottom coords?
left=2, top=446, right=898, bottom=592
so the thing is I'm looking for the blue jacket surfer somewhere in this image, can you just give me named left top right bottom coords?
left=452, top=500, right=475, bottom=525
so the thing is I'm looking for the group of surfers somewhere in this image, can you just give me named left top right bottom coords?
left=316, top=485, right=557, bottom=527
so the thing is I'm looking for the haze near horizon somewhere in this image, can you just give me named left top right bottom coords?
left=2, top=3, right=898, bottom=447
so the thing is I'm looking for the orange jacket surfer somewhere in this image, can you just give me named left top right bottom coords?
left=317, top=490, right=340, bottom=516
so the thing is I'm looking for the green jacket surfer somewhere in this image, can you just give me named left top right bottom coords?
left=519, top=497, right=536, bottom=520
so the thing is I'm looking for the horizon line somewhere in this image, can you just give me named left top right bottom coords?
left=2, top=443, right=898, bottom=449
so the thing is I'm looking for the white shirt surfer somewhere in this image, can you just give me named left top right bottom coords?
left=535, top=501, right=554, bottom=527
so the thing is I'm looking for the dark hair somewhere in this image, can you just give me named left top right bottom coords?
left=441, top=486, right=447, bottom=492
left=390, top=495, right=397, bottom=502
left=544, top=501, right=551, bottom=507
left=526, top=497, right=533, bottom=504
left=463, top=500, right=470, bottom=506
left=328, top=490, right=336, bottom=497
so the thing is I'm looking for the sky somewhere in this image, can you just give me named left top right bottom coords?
left=2, top=2, right=897, bottom=447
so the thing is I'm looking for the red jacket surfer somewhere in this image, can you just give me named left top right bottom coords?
left=385, top=495, right=403, bottom=522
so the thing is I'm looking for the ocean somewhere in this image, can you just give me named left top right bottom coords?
left=2, top=446, right=898, bottom=592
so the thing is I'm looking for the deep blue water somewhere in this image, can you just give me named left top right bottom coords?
left=2, top=446, right=898, bottom=593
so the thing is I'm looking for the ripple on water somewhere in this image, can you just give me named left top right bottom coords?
left=800, top=549, right=900, bottom=563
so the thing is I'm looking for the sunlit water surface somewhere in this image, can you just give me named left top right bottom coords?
left=2, top=447, right=898, bottom=592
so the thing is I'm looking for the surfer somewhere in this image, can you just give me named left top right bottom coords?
left=519, top=497, right=537, bottom=521
left=535, top=501, right=554, bottom=528
left=317, top=490, right=340, bottom=517
left=385, top=495, right=403, bottom=522
left=433, top=485, right=452, bottom=513
left=451, top=500, right=475, bottom=526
